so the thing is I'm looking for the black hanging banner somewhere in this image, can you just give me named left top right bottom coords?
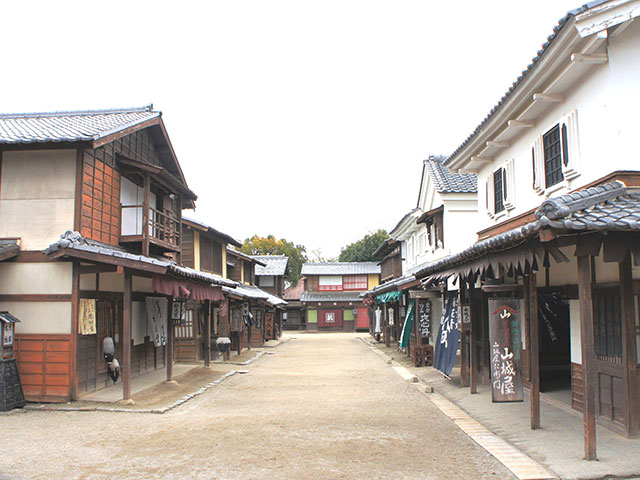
left=488, top=297, right=523, bottom=402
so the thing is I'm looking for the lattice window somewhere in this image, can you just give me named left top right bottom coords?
left=343, top=275, right=368, bottom=291
left=175, top=310, right=194, bottom=339
left=543, top=125, right=564, bottom=188
left=593, top=286, right=622, bottom=362
left=319, top=275, right=343, bottom=291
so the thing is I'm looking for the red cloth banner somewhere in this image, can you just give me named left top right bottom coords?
left=152, top=275, right=224, bottom=301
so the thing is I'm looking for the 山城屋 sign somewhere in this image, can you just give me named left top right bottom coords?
left=488, top=298, right=523, bottom=402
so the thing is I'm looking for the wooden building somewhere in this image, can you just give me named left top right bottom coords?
left=283, top=278, right=306, bottom=330
left=0, top=106, right=235, bottom=402
left=411, top=1, right=640, bottom=459
left=300, top=262, right=380, bottom=331
left=251, top=255, right=289, bottom=298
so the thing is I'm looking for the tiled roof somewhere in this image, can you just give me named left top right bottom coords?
left=182, top=216, right=242, bottom=248
left=43, top=231, right=236, bottom=287
left=283, top=279, right=305, bottom=300
left=301, top=262, right=380, bottom=275
left=367, top=274, right=416, bottom=296
left=251, top=255, right=289, bottom=276
left=222, top=284, right=287, bottom=307
left=300, top=291, right=364, bottom=303
left=425, top=157, right=477, bottom=193
left=0, top=239, right=20, bottom=261
left=413, top=181, right=640, bottom=279
left=445, top=3, right=601, bottom=167
left=0, top=106, right=159, bottom=144
left=226, top=247, right=266, bottom=266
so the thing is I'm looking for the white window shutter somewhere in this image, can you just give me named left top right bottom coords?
left=562, top=109, right=580, bottom=180
left=532, top=136, right=544, bottom=195
left=486, top=174, right=495, bottom=218
left=504, top=159, right=515, bottom=211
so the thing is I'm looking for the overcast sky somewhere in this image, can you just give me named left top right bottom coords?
left=2, top=0, right=580, bottom=259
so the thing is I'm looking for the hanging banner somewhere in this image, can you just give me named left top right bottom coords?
left=146, top=297, right=168, bottom=347
left=488, top=298, right=523, bottom=402
left=399, top=301, right=415, bottom=348
left=417, top=300, right=431, bottom=337
left=434, top=293, right=459, bottom=376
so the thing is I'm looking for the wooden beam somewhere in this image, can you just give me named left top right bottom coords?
left=577, top=255, right=597, bottom=460
left=142, top=172, right=150, bottom=257
left=469, top=286, right=478, bottom=394
left=73, top=149, right=84, bottom=232
left=570, top=53, right=608, bottom=64
left=47, top=248, right=166, bottom=274
left=0, top=294, right=72, bottom=302
left=533, top=93, right=564, bottom=103
left=91, top=117, right=162, bottom=149
left=122, top=271, right=132, bottom=402
left=527, top=273, right=540, bottom=429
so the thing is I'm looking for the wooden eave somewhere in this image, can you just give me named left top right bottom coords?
left=47, top=248, right=166, bottom=275
left=416, top=205, right=444, bottom=225
left=91, top=117, right=162, bottom=149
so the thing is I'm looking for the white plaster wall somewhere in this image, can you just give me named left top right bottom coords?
left=5, top=301, right=71, bottom=334
left=547, top=248, right=579, bottom=286
left=80, top=273, right=96, bottom=291
left=0, top=150, right=76, bottom=250
left=570, top=299, right=582, bottom=364
left=474, top=22, right=640, bottom=232
left=133, top=276, right=154, bottom=293
left=132, top=301, right=147, bottom=345
left=99, top=272, right=123, bottom=292
left=594, top=254, right=620, bottom=283
left=0, top=262, right=72, bottom=294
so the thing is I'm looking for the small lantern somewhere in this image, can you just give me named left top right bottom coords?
left=0, top=311, right=20, bottom=360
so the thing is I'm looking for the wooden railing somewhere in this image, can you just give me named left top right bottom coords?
left=121, top=205, right=180, bottom=249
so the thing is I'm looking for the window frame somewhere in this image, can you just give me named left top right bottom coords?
left=343, top=275, right=368, bottom=291
left=318, top=275, right=343, bottom=291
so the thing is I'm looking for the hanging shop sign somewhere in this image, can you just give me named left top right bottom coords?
left=460, top=305, right=471, bottom=332
left=264, top=312, right=274, bottom=339
left=417, top=299, right=432, bottom=337
left=434, top=293, right=459, bottom=376
left=171, top=300, right=187, bottom=326
left=146, top=297, right=168, bottom=347
left=488, top=298, right=523, bottom=402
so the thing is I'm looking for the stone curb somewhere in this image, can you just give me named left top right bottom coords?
left=24, top=370, right=238, bottom=415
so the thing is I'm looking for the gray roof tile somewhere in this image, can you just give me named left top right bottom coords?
left=0, top=106, right=159, bottom=144
left=251, top=255, right=289, bottom=276
left=301, top=262, right=380, bottom=275
left=425, top=158, right=477, bottom=193
left=300, top=291, right=364, bottom=303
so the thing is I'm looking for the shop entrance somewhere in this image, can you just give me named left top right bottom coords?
left=537, top=294, right=571, bottom=398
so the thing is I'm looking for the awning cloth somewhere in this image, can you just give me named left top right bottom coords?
left=399, top=301, right=415, bottom=348
left=375, top=290, right=402, bottom=303
left=152, top=275, right=224, bottom=301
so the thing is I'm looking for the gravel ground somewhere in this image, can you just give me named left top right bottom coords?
left=1, top=332, right=514, bottom=480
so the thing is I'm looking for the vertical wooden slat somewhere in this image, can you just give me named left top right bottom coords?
left=142, top=173, right=150, bottom=257
left=122, top=272, right=132, bottom=401
left=527, top=272, right=540, bottom=429
left=204, top=300, right=211, bottom=367
left=619, top=253, right=639, bottom=435
left=70, top=261, right=79, bottom=400
left=460, top=280, right=469, bottom=387
left=578, top=255, right=597, bottom=460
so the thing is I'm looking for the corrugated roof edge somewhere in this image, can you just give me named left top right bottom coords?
left=444, top=2, right=604, bottom=167
left=0, top=104, right=154, bottom=118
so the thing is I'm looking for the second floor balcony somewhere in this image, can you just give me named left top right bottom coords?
left=120, top=204, right=180, bottom=254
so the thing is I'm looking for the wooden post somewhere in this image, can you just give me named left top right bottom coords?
left=122, top=271, right=132, bottom=401
left=142, top=172, right=151, bottom=257
left=70, top=262, right=80, bottom=400
left=619, top=252, right=639, bottom=435
left=166, top=296, right=174, bottom=382
left=460, top=280, right=469, bottom=387
left=577, top=255, right=597, bottom=460
left=470, top=284, right=478, bottom=394
left=204, top=300, right=211, bottom=367
left=527, top=272, right=540, bottom=429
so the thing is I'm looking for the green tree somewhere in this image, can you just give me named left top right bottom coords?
left=338, top=229, right=389, bottom=262
left=240, top=235, right=307, bottom=286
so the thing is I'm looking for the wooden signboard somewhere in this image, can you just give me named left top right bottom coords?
left=417, top=300, right=431, bottom=338
left=488, top=298, right=523, bottom=402
left=264, top=312, right=274, bottom=340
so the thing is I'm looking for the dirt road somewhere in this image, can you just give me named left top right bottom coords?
left=1, top=333, right=513, bottom=479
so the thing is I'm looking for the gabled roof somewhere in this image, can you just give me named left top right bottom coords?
left=182, top=216, right=242, bottom=248
left=251, top=255, right=289, bottom=276
left=301, top=262, right=380, bottom=275
left=424, top=157, right=477, bottom=193
left=226, top=247, right=267, bottom=267
left=0, top=106, right=159, bottom=145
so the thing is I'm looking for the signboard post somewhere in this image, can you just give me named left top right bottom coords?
left=488, top=297, right=523, bottom=402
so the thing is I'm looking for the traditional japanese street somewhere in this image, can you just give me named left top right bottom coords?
left=2, top=333, right=514, bottom=480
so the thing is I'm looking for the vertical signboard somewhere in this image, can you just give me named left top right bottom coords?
left=417, top=300, right=431, bottom=338
left=488, top=298, right=523, bottom=402
left=264, top=312, right=274, bottom=340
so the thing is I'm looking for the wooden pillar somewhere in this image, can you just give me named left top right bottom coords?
left=70, top=262, right=80, bottom=400
left=619, top=253, right=639, bottom=435
left=142, top=172, right=151, bottom=257
left=122, top=271, right=132, bottom=401
left=460, top=280, right=470, bottom=387
left=470, top=285, right=478, bottom=394
left=166, top=296, right=174, bottom=382
left=204, top=300, right=211, bottom=367
left=577, top=255, right=597, bottom=460
left=527, top=272, right=540, bottom=430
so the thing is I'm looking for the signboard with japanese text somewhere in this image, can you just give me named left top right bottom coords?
left=417, top=300, right=432, bottom=338
left=264, top=312, right=274, bottom=339
left=3, top=323, right=13, bottom=346
left=488, top=298, right=523, bottom=402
